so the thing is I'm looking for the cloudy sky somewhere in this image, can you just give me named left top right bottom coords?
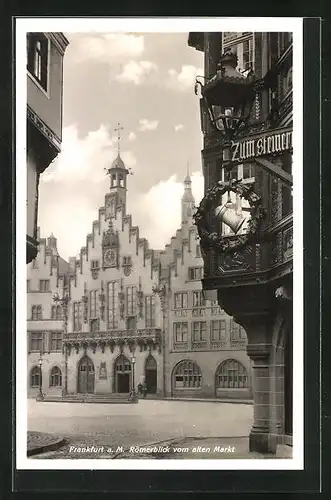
left=38, top=32, right=205, bottom=260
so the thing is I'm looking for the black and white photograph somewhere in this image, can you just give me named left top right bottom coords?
left=16, top=18, right=303, bottom=470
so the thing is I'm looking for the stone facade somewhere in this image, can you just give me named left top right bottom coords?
left=163, top=174, right=252, bottom=399
left=26, top=32, right=69, bottom=263
left=27, top=158, right=252, bottom=400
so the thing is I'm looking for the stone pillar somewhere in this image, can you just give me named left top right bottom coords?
left=237, top=313, right=276, bottom=453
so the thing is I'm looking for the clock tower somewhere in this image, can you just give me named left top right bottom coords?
left=105, top=122, right=130, bottom=219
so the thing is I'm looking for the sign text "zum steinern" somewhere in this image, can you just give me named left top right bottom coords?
left=231, top=129, right=293, bottom=162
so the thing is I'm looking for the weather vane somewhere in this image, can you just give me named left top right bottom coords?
left=114, top=122, right=124, bottom=155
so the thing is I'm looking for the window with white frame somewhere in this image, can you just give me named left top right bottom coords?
left=29, top=332, right=43, bottom=351
left=50, top=366, right=62, bottom=387
left=27, top=33, right=49, bottom=91
left=188, top=267, right=203, bottom=281
left=192, top=321, right=207, bottom=341
left=193, top=291, right=205, bottom=307
left=51, top=305, right=62, bottom=320
left=31, top=305, right=42, bottom=320
left=39, top=280, right=50, bottom=292
left=107, top=281, right=118, bottom=329
left=91, top=260, right=99, bottom=269
left=173, top=322, right=188, bottom=343
left=126, top=286, right=136, bottom=316
left=222, top=32, right=255, bottom=73
left=50, top=332, right=62, bottom=351
left=90, top=318, right=100, bottom=333
left=30, top=366, right=41, bottom=387
left=174, top=292, right=188, bottom=309
left=173, top=360, right=202, bottom=388
left=145, top=295, right=156, bottom=327
left=211, top=320, right=227, bottom=341
left=73, top=302, right=83, bottom=332
left=90, top=290, right=98, bottom=318
left=216, top=359, right=248, bottom=388
left=230, top=319, right=246, bottom=340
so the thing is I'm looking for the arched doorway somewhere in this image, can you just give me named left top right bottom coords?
left=77, top=355, right=95, bottom=394
left=114, top=354, right=131, bottom=393
left=145, top=355, right=157, bottom=394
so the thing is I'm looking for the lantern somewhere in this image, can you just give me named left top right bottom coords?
left=200, top=50, right=256, bottom=140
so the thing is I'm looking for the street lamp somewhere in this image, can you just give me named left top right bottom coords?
left=195, top=50, right=258, bottom=144
left=130, top=354, right=138, bottom=403
left=152, top=283, right=167, bottom=398
left=53, top=290, right=70, bottom=397
left=36, top=353, right=44, bottom=401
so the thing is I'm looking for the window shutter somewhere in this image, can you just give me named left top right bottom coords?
left=27, top=33, right=36, bottom=72
left=40, top=35, right=48, bottom=90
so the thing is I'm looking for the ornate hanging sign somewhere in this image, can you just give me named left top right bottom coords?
left=193, top=179, right=265, bottom=253
left=231, top=127, right=292, bottom=163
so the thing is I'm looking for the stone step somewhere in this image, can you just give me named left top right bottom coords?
left=41, top=393, right=137, bottom=404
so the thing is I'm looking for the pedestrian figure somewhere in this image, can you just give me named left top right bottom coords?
left=143, top=383, right=147, bottom=398
left=137, top=382, right=143, bottom=395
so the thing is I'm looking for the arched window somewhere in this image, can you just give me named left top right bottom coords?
left=173, top=360, right=202, bottom=388
left=111, top=174, right=117, bottom=187
left=145, top=354, right=157, bottom=370
left=216, top=359, right=248, bottom=389
left=56, top=305, right=62, bottom=320
left=31, top=306, right=38, bottom=320
left=30, top=366, right=40, bottom=387
left=51, top=305, right=62, bottom=320
left=115, top=354, right=131, bottom=373
left=50, top=366, right=62, bottom=387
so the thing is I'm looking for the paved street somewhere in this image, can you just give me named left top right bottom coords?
left=28, top=399, right=253, bottom=459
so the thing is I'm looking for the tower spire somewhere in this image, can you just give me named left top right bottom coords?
left=114, top=122, right=124, bottom=155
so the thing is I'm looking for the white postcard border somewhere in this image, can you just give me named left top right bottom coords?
left=16, top=16, right=304, bottom=471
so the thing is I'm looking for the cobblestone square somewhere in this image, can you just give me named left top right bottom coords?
left=28, top=399, right=253, bottom=459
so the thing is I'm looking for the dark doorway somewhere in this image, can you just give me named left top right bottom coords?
left=284, top=326, right=293, bottom=435
left=77, top=355, right=95, bottom=394
left=117, top=373, right=130, bottom=393
left=114, top=354, right=131, bottom=393
left=145, top=355, right=157, bottom=394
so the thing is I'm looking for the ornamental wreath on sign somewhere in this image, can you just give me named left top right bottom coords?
left=193, top=179, right=265, bottom=253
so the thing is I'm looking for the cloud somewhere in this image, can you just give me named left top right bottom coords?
left=174, top=124, right=184, bottom=132
left=191, top=171, right=204, bottom=204
left=115, top=60, right=157, bottom=85
left=121, top=151, right=137, bottom=169
left=128, top=131, right=137, bottom=141
left=138, top=119, right=159, bottom=131
left=41, top=124, right=137, bottom=184
left=167, top=65, right=203, bottom=91
left=68, top=33, right=145, bottom=63
left=130, top=171, right=204, bottom=249
left=38, top=199, right=99, bottom=260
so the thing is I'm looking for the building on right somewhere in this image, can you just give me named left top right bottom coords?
left=189, top=32, right=293, bottom=453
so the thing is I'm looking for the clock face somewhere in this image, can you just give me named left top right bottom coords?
left=104, top=249, right=116, bottom=266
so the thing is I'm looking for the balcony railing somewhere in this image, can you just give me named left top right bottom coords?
left=63, top=328, right=161, bottom=342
